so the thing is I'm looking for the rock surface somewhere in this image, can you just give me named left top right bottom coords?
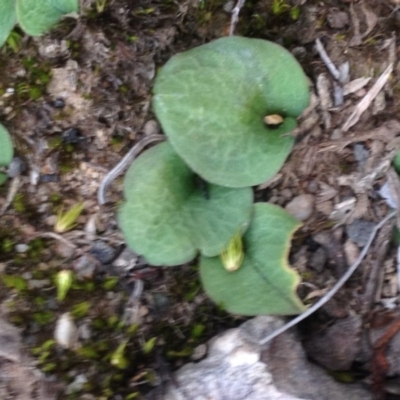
left=163, top=316, right=372, bottom=400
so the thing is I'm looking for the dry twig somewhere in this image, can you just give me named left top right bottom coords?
left=229, top=0, right=246, bottom=36
left=98, top=134, right=165, bottom=205
left=315, top=38, right=340, bottom=81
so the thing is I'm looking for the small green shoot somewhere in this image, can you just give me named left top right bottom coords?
left=5, top=31, right=22, bottom=52
left=110, top=341, right=129, bottom=369
left=54, top=202, right=84, bottom=233
left=71, top=301, right=91, bottom=319
left=142, top=337, right=157, bottom=355
left=220, top=231, right=244, bottom=272
left=290, top=5, right=301, bottom=20
left=272, top=0, right=290, bottom=15
left=96, top=0, right=107, bottom=13
left=56, top=270, right=73, bottom=301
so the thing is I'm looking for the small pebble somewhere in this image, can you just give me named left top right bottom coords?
left=90, top=241, right=116, bottom=264
left=65, top=374, right=88, bottom=395
left=113, top=247, right=138, bottom=273
left=15, top=244, right=29, bottom=253
left=285, top=194, right=315, bottom=221
left=327, top=9, right=349, bottom=29
left=281, top=188, right=292, bottom=199
left=73, top=254, right=97, bottom=278
left=39, top=174, right=59, bottom=183
left=62, top=128, right=83, bottom=144
left=346, top=219, right=375, bottom=247
left=191, top=344, right=207, bottom=361
left=51, top=98, right=65, bottom=108
left=223, top=0, right=234, bottom=13
left=309, top=247, right=327, bottom=273
left=150, top=292, right=171, bottom=317
left=143, top=119, right=160, bottom=136
left=307, top=180, right=318, bottom=194
left=7, top=157, right=26, bottom=178
left=28, top=279, right=51, bottom=290
left=54, top=312, right=78, bottom=349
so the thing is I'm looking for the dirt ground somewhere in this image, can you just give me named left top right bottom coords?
left=2, top=0, right=400, bottom=399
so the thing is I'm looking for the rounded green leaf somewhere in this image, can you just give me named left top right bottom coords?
left=153, top=36, right=310, bottom=188
left=200, top=203, right=306, bottom=316
left=118, top=142, right=253, bottom=266
left=0, top=0, right=16, bottom=48
left=0, top=173, right=8, bottom=186
left=0, top=123, right=13, bottom=167
left=16, top=0, right=78, bottom=36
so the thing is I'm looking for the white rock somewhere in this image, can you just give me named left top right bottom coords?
left=15, top=244, right=29, bottom=253
left=54, top=313, right=78, bottom=349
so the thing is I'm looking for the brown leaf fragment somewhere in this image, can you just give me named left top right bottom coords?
left=349, top=2, right=378, bottom=46
left=319, top=120, right=400, bottom=153
left=343, top=77, right=371, bottom=96
left=372, top=318, right=400, bottom=400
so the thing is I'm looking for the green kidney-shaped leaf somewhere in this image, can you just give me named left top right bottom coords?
left=16, top=0, right=78, bottom=36
left=200, top=203, right=306, bottom=316
left=0, top=0, right=16, bottom=48
left=118, top=141, right=253, bottom=266
left=153, top=36, right=310, bottom=188
left=0, top=123, right=13, bottom=167
left=0, top=173, right=8, bottom=186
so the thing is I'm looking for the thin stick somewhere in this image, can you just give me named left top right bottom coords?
left=259, top=210, right=396, bottom=346
left=34, top=232, right=77, bottom=249
left=97, top=134, right=165, bottom=205
left=315, top=38, right=340, bottom=81
left=229, top=0, right=246, bottom=36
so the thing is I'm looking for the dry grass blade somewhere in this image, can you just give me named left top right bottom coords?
left=342, top=64, right=393, bottom=132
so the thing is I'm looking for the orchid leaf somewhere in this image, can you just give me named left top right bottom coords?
left=0, top=123, right=13, bottom=167
left=16, top=0, right=78, bottom=36
left=200, top=203, right=306, bottom=315
left=0, top=0, right=16, bottom=48
left=118, top=142, right=253, bottom=266
left=153, top=36, right=310, bottom=188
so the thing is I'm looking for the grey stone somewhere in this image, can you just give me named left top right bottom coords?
left=346, top=219, right=376, bottom=247
left=7, top=157, right=26, bottom=178
left=90, top=241, right=116, bottom=264
left=162, top=316, right=371, bottom=400
left=285, top=194, right=315, bottom=221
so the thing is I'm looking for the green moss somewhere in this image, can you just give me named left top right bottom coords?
left=102, top=276, right=119, bottom=290
left=28, top=238, right=45, bottom=260
left=2, top=237, right=14, bottom=253
left=71, top=301, right=91, bottom=318
left=32, top=310, right=54, bottom=325
left=2, top=275, right=27, bottom=292
left=12, top=192, right=26, bottom=212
